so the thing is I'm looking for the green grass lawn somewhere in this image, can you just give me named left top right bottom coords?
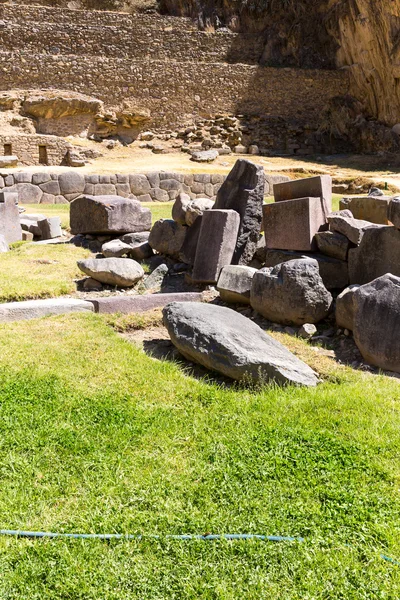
left=0, top=313, right=399, bottom=597
left=0, top=244, right=91, bottom=302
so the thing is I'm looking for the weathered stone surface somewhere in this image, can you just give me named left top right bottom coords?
left=0, top=298, right=93, bottom=322
left=8, top=183, right=43, bottom=204
left=77, top=257, right=144, bottom=287
left=129, top=241, right=154, bottom=261
left=348, top=226, right=400, bottom=284
left=120, top=231, right=150, bottom=246
left=129, top=174, right=151, bottom=196
left=0, top=234, right=9, bottom=252
left=37, top=217, right=62, bottom=240
left=0, top=155, right=18, bottom=168
left=148, top=219, right=187, bottom=258
left=58, top=172, right=85, bottom=196
left=335, top=285, right=360, bottom=330
left=263, top=197, right=326, bottom=252
left=298, top=324, right=317, bottom=339
left=250, top=259, right=333, bottom=325
left=185, top=197, right=214, bottom=226
left=191, top=149, right=219, bottom=162
left=144, top=263, right=168, bottom=291
left=101, top=239, right=133, bottom=258
left=388, top=197, right=400, bottom=228
left=353, top=274, right=400, bottom=372
left=163, top=302, right=318, bottom=387
left=192, top=209, right=240, bottom=283
left=315, top=230, right=350, bottom=261
left=179, top=215, right=202, bottom=265
left=327, top=213, right=380, bottom=245
left=340, top=195, right=391, bottom=224
left=213, top=159, right=264, bottom=265
left=264, top=249, right=348, bottom=290
left=172, top=193, right=191, bottom=225
left=21, top=230, right=34, bottom=242
left=70, top=196, right=151, bottom=235
left=273, top=175, right=332, bottom=215
left=217, top=265, right=257, bottom=304
left=0, top=191, right=22, bottom=243
left=264, top=174, right=291, bottom=196
left=89, top=292, right=203, bottom=314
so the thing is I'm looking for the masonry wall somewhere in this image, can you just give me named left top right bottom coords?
left=0, top=135, right=70, bottom=166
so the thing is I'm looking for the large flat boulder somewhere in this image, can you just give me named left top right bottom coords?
left=70, top=195, right=151, bottom=235
left=77, top=257, right=144, bottom=287
left=250, top=258, right=333, bottom=325
left=353, top=274, right=400, bottom=372
left=163, top=302, right=318, bottom=386
left=213, top=159, right=264, bottom=265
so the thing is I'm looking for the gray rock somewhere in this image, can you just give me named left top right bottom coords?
left=348, top=226, right=400, bottom=284
left=148, top=219, right=187, bottom=258
left=129, top=174, right=151, bottom=196
left=353, top=274, right=400, bottom=373
left=264, top=249, right=348, bottom=290
left=327, top=213, right=380, bottom=245
left=83, top=277, right=103, bottom=291
left=388, top=197, right=400, bottom=228
left=273, top=175, right=332, bottom=216
left=185, top=197, right=214, bottom=226
left=213, top=159, right=265, bottom=265
left=0, top=298, right=93, bottom=322
left=70, top=196, right=152, bottom=235
left=340, top=195, right=391, bottom=225
left=120, top=231, right=150, bottom=245
left=315, top=230, right=350, bottom=261
left=101, top=239, right=133, bottom=258
left=298, top=324, right=317, bottom=339
left=58, top=172, right=85, bottom=196
left=217, top=265, right=257, bottom=304
left=250, top=259, right=333, bottom=325
left=190, top=149, right=219, bottom=163
left=7, top=183, right=43, bottom=204
left=0, top=191, right=22, bottom=243
left=129, top=241, right=154, bottom=261
left=37, top=217, right=62, bottom=240
left=88, top=292, right=203, bottom=314
left=144, top=263, right=169, bottom=290
left=77, top=258, right=144, bottom=287
left=172, top=193, right=191, bottom=225
left=192, top=209, right=240, bottom=283
left=335, top=285, right=360, bottom=331
left=14, top=172, right=32, bottom=184
left=163, top=302, right=319, bottom=387
left=179, top=215, right=202, bottom=265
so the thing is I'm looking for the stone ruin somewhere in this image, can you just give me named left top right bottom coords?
left=2, top=158, right=400, bottom=385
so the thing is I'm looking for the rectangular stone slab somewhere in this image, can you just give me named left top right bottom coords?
left=0, top=298, right=93, bottom=322
left=88, top=292, right=203, bottom=314
left=192, top=209, right=240, bottom=283
left=340, top=196, right=391, bottom=224
left=263, top=197, right=326, bottom=252
left=70, top=195, right=151, bottom=235
left=0, top=191, right=22, bottom=243
left=273, top=175, right=332, bottom=215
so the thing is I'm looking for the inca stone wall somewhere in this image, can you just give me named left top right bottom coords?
left=0, top=134, right=71, bottom=166
left=0, top=4, right=349, bottom=134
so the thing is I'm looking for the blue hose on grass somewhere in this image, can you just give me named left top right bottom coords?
left=0, top=530, right=302, bottom=542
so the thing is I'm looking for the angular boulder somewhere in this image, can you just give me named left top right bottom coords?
left=250, top=258, right=333, bottom=325
left=172, top=193, right=191, bottom=225
left=213, top=159, right=265, bottom=265
left=148, top=219, right=187, bottom=258
left=327, top=213, right=380, bottom=245
left=0, top=191, right=22, bottom=243
left=348, top=226, right=400, bottom=284
left=163, top=302, right=318, bottom=387
left=185, top=198, right=214, bottom=226
left=340, top=195, right=391, bottom=224
left=315, top=230, right=350, bottom=261
left=273, top=175, right=332, bottom=215
left=335, top=285, right=360, bottom=331
left=217, top=265, right=257, bottom=304
left=77, top=257, right=144, bottom=287
left=70, top=195, right=151, bottom=235
left=101, top=239, right=132, bottom=258
left=353, top=274, right=400, bottom=372
left=388, top=197, right=400, bottom=228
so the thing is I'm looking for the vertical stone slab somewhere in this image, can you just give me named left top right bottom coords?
left=263, top=196, right=326, bottom=252
left=192, top=209, right=240, bottom=283
left=273, top=175, right=332, bottom=215
left=0, top=191, right=22, bottom=243
left=213, top=159, right=264, bottom=265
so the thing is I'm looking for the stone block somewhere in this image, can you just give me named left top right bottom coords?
left=179, top=215, right=202, bottom=265
left=0, top=191, right=22, bottom=243
left=40, top=180, right=60, bottom=196
left=340, top=195, right=391, bottom=224
left=348, top=226, right=400, bottom=284
left=192, top=209, right=240, bottom=283
left=172, top=193, right=191, bottom=225
left=0, top=156, right=18, bottom=168
left=32, top=173, right=51, bottom=185
left=88, top=292, right=203, bottom=314
left=70, top=195, right=152, bottom=235
left=273, top=175, right=332, bottom=214
left=14, top=172, right=32, bottom=184
left=0, top=298, right=93, bottom=323
left=22, top=230, right=34, bottom=242
left=148, top=219, right=187, bottom=258
left=40, top=193, right=56, bottom=205
left=7, top=183, right=43, bottom=204
left=388, top=197, right=400, bottom=228
left=213, top=159, right=264, bottom=265
left=94, top=184, right=117, bottom=196
left=58, top=172, right=85, bottom=195
left=327, top=213, right=380, bottom=245
left=0, top=234, right=8, bottom=252
left=38, top=217, right=62, bottom=240
left=315, top=230, right=350, bottom=261
left=263, top=197, right=326, bottom=252
left=217, top=265, right=257, bottom=304
left=335, top=285, right=360, bottom=330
